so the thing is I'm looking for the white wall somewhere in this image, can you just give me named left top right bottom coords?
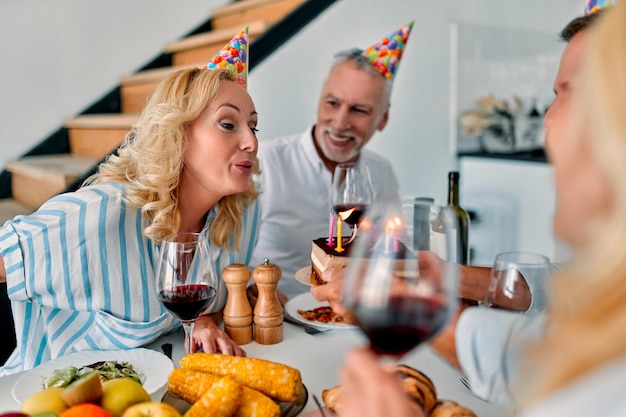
left=248, top=0, right=581, bottom=202
left=1, top=0, right=581, bottom=202
left=0, top=0, right=229, bottom=168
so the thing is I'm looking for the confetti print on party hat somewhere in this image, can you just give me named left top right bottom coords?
left=362, top=21, right=414, bottom=80
left=585, top=0, right=616, bottom=15
left=205, top=26, right=249, bottom=88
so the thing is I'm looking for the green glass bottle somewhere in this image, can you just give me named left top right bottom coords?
left=447, top=171, right=470, bottom=265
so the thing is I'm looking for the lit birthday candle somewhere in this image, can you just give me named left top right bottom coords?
left=327, top=210, right=335, bottom=246
left=336, top=217, right=344, bottom=253
left=392, top=216, right=402, bottom=253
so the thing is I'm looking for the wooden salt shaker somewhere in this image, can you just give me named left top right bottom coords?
left=222, top=263, right=253, bottom=345
left=252, top=258, right=283, bottom=344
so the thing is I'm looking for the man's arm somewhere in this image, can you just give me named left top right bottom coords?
left=0, top=255, right=5, bottom=283
left=459, top=265, right=531, bottom=311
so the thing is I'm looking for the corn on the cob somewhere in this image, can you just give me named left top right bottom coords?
left=167, top=368, right=281, bottom=417
left=168, top=368, right=219, bottom=404
left=180, top=353, right=302, bottom=403
left=184, top=376, right=241, bottom=417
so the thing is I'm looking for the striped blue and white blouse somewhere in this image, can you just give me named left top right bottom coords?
left=0, top=182, right=260, bottom=375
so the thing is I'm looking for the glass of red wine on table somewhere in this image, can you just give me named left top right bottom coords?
left=155, top=232, right=218, bottom=354
left=331, top=163, right=374, bottom=246
left=342, top=200, right=459, bottom=358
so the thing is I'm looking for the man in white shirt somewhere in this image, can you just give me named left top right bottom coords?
left=250, top=23, right=413, bottom=299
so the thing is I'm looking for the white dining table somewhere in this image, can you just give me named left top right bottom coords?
left=0, top=322, right=513, bottom=416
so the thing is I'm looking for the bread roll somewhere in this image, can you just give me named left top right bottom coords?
left=321, top=364, right=438, bottom=414
left=394, top=364, right=438, bottom=414
left=430, top=399, right=477, bottom=417
left=321, top=385, right=342, bottom=413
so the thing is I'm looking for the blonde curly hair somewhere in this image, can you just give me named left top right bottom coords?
left=87, top=67, right=260, bottom=249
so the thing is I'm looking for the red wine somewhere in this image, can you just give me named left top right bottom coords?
left=159, top=284, right=216, bottom=322
left=355, top=295, right=448, bottom=357
left=334, top=204, right=368, bottom=226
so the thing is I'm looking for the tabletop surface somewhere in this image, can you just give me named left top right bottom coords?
left=0, top=322, right=513, bottom=416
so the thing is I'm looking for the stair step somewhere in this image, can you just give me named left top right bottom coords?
left=64, top=114, right=138, bottom=159
left=120, top=64, right=198, bottom=114
left=6, top=154, right=98, bottom=209
left=166, top=20, right=269, bottom=66
left=0, top=199, right=32, bottom=225
left=211, top=0, right=305, bottom=30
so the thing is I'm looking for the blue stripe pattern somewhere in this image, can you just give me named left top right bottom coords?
left=0, top=183, right=260, bottom=375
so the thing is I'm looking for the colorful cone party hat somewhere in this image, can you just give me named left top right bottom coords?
left=362, top=21, right=414, bottom=80
left=585, top=0, right=616, bottom=14
left=204, top=26, right=249, bottom=88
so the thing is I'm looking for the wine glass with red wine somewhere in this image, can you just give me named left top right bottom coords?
left=155, top=232, right=218, bottom=354
left=332, top=163, right=374, bottom=244
left=342, top=200, right=458, bottom=358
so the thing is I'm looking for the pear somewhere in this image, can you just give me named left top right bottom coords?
left=60, top=370, right=103, bottom=406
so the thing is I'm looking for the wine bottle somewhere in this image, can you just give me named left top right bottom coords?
left=446, top=171, right=470, bottom=265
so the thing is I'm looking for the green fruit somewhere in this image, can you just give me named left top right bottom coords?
left=20, top=387, right=68, bottom=415
left=100, top=378, right=151, bottom=417
left=60, top=370, right=103, bottom=406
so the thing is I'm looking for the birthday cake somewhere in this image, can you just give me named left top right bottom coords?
left=309, top=236, right=416, bottom=286
left=310, top=237, right=352, bottom=285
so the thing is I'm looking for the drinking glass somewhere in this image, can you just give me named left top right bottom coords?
left=342, top=200, right=458, bottom=358
left=484, top=251, right=551, bottom=313
left=155, top=232, right=218, bottom=354
left=331, top=163, right=374, bottom=244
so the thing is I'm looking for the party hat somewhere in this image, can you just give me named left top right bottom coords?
left=585, top=0, right=616, bottom=14
left=204, top=26, right=249, bottom=88
left=362, top=21, right=414, bottom=80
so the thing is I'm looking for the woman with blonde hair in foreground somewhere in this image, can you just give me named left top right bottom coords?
left=0, top=62, right=260, bottom=375
left=337, top=3, right=626, bottom=416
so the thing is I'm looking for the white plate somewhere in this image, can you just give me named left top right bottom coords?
left=294, top=266, right=313, bottom=286
left=284, top=292, right=357, bottom=330
left=12, top=348, right=173, bottom=404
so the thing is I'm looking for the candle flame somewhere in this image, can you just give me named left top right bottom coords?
left=339, top=208, right=356, bottom=221
left=386, top=216, right=403, bottom=229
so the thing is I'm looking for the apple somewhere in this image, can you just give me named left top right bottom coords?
left=120, top=402, right=182, bottom=417
left=0, top=413, right=28, bottom=417
left=100, top=379, right=151, bottom=417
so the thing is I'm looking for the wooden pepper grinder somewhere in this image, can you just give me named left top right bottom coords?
left=252, top=258, right=283, bottom=344
left=222, top=263, right=253, bottom=345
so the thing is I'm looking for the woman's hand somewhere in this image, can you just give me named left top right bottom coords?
left=192, top=314, right=246, bottom=356
left=339, top=347, right=426, bottom=417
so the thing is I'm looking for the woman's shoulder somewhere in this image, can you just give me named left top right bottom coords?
left=10, top=182, right=131, bottom=227
left=521, top=357, right=626, bottom=417
left=47, top=182, right=125, bottom=204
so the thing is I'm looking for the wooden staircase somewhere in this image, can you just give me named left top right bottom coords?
left=0, top=0, right=305, bottom=225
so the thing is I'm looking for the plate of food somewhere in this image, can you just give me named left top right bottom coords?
left=163, top=354, right=307, bottom=416
left=284, top=292, right=357, bottom=330
left=294, top=266, right=314, bottom=286
left=12, top=348, right=173, bottom=404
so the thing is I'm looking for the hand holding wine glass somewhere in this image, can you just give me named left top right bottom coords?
left=155, top=232, right=218, bottom=354
left=332, top=163, right=374, bottom=245
left=342, top=200, right=458, bottom=358
left=484, top=251, right=551, bottom=313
